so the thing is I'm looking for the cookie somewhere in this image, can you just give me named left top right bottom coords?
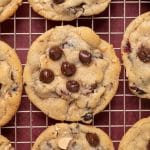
left=32, top=123, right=114, bottom=150
left=119, top=117, right=150, bottom=150
left=121, top=12, right=150, bottom=99
left=0, top=0, right=22, bottom=22
left=0, top=40, right=22, bottom=126
left=23, top=25, right=120, bottom=123
left=29, top=0, right=111, bottom=21
left=0, top=135, right=14, bottom=150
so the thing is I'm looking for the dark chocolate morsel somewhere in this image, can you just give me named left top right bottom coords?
left=137, top=46, right=150, bottom=63
left=83, top=113, right=93, bottom=121
left=66, top=80, right=80, bottom=93
left=49, top=46, right=63, bottom=61
left=124, top=40, right=131, bottom=53
left=130, top=86, right=146, bottom=95
left=147, top=140, right=150, bottom=150
left=53, top=0, right=64, bottom=4
left=86, top=133, right=100, bottom=147
left=0, top=83, right=2, bottom=90
left=79, top=50, right=92, bottom=65
left=61, top=62, right=76, bottom=76
left=40, top=69, right=54, bottom=84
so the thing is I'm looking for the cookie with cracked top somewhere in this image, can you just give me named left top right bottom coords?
left=23, top=25, right=120, bottom=123
left=32, top=123, right=114, bottom=150
left=0, top=0, right=22, bottom=22
left=119, top=117, right=150, bottom=150
left=0, top=135, right=14, bottom=150
left=0, top=40, right=22, bottom=126
left=121, top=12, right=150, bottom=99
left=28, top=0, right=111, bottom=21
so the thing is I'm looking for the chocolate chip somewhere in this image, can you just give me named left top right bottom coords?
left=90, top=83, right=97, bottom=91
left=66, top=80, right=80, bottom=93
left=79, top=50, right=92, bottom=65
left=83, top=113, right=93, bottom=121
left=86, top=133, right=100, bottom=147
left=124, top=40, right=131, bottom=53
left=147, top=141, right=150, bottom=150
left=130, top=86, right=146, bottom=95
left=40, top=69, right=54, bottom=84
left=49, top=46, right=63, bottom=61
left=53, top=0, right=64, bottom=4
left=67, top=3, right=85, bottom=15
left=137, top=46, right=150, bottom=63
left=0, top=83, right=2, bottom=90
left=61, top=62, right=76, bottom=76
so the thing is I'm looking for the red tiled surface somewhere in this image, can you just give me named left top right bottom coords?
left=0, top=0, right=149, bottom=150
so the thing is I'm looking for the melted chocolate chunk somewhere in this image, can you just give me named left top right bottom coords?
left=40, top=69, right=54, bottom=84
left=11, top=73, right=14, bottom=81
left=137, top=46, right=150, bottom=63
left=79, top=50, right=92, bottom=65
left=67, top=3, right=85, bottom=15
left=147, top=141, right=150, bottom=150
left=130, top=86, right=146, bottom=95
left=0, top=83, right=2, bottom=90
left=61, top=62, right=76, bottom=76
left=90, top=83, right=97, bottom=91
left=53, top=0, right=64, bottom=4
left=49, top=46, right=63, bottom=61
left=86, top=133, right=100, bottom=147
left=83, top=113, right=93, bottom=121
left=66, top=80, right=80, bottom=93
left=124, top=40, right=131, bottom=53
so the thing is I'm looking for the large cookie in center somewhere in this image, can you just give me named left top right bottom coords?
left=23, top=25, right=120, bottom=123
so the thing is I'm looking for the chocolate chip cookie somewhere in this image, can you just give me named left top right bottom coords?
left=0, top=0, right=22, bottom=22
left=0, top=135, right=14, bottom=150
left=121, top=12, right=150, bottom=99
left=29, top=0, right=111, bottom=21
left=0, top=41, right=22, bottom=126
left=119, top=117, right=150, bottom=150
left=23, top=25, right=120, bottom=123
left=32, top=123, right=114, bottom=150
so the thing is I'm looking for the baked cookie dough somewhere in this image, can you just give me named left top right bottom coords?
left=0, top=41, right=22, bottom=126
left=119, top=117, right=150, bottom=150
left=0, top=0, right=22, bottom=22
left=0, top=135, right=14, bottom=150
left=23, top=25, right=120, bottom=123
left=29, top=0, right=111, bottom=21
left=121, top=12, right=150, bottom=99
left=32, top=123, right=114, bottom=150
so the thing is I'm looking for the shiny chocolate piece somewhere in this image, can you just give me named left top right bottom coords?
left=40, top=69, right=54, bottom=84
left=61, top=62, right=76, bottom=76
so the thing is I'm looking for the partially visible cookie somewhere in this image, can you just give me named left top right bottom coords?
left=0, top=135, right=14, bottom=150
left=0, top=41, right=22, bottom=126
left=29, top=0, right=111, bottom=21
left=23, top=25, right=120, bottom=123
left=121, top=12, right=150, bottom=99
left=0, top=0, right=22, bottom=22
left=32, top=123, right=114, bottom=150
left=119, top=117, right=150, bottom=150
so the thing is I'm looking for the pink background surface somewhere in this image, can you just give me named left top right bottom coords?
left=0, top=0, right=150, bottom=149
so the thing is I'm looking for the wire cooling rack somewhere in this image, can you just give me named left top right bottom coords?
left=0, top=0, right=150, bottom=149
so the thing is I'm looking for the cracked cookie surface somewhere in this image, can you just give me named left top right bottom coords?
left=29, top=0, right=111, bottom=21
left=0, top=135, right=14, bottom=150
left=32, top=123, right=114, bottom=150
left=23, top=25, right=120, bottom=123
left=119, top=117, right=150, bottom=150
left=0, top=41, right=22, bottom=126
left=121, top=12, right=150, bottom=99
left=0, top=0, right=22, bottom=22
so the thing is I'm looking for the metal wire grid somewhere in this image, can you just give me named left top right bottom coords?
left=0, top=0, right=149, bottom=149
